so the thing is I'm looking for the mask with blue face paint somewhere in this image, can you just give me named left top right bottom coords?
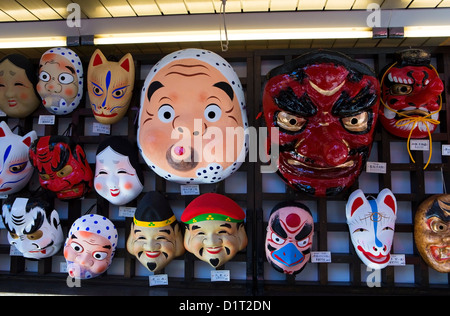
left=265, top=201, right=314, bottom=275
left=346, top=188, right=397, bottom=269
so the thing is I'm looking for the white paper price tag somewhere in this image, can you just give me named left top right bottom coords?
left=38, top=115, right=55, bottom=125
left=60, top=262, right=68, bottom=273
left=311, top=251, right=332, bottom=263
left=388, top=254, right=405, bottom=266
left=119, top=206, right=136, bottom=218
left=410, top=139, right=429, bottom=151
left=366, top=162, right=387, bottom=174
left=180, top=184, right=200, bottom=196
left=211, top=270, right=230, bottom=282
left=92, top=122, right=111, bottom=135
left=0, top=109, right=6, bottom=117
left=442, top=144, right=450, bottom=156
left=0, top=194, right=8, bottom=200
left=9, top=245, right=22, bottom=256
left=149, top=274, right=168, bottom=286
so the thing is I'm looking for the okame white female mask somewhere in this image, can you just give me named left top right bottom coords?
left=346, top=188, right=397, bottom=269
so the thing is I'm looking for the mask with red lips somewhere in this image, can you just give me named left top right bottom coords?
left=29, top=135, right=93, bottom=200
left=263, top=50, right=380, bottom=197
left=379, top=49, right=443, bottom=139
left=265, top=201, right=314, bottom=275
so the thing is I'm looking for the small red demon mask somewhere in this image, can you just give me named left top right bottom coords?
left=265, top=201, right=314, bottom=275
left=263, top=50, right=380, bottom=197
left=29, top=135, right=93, bottom=200
left=380, top=49, right=443, bottom=139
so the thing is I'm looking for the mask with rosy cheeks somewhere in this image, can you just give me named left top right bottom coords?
left=346, top=189, right=397, bottom=270
left=95, top=137, right=144, bottom=205
left=64, top=214, right=118, bottom=279
left=126, top=191, right=184, bottom=272
left=37, top=48, right=83, bottom=115
left=263, top=50, right=379, bottom=197
left=414, top=194, right=450, bottom=273
left=265, top=201, right=314, bottom=275
left=181, top=193, right=247, bottom=268
left=138, top=49, right=248, bottom=184
left=380, top=49, right=443, bottom=139
left=0, top=121, right=37, bottom=195
left=29, top=135, right=93, bottom=200
left=88, top=49, right=135, bottom=124
left=0, top=54, right=40, bottom=118
left=1, top=195, right=63, bottom=260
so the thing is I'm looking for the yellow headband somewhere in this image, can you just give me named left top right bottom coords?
left=133, top=215, right=177, bottom=228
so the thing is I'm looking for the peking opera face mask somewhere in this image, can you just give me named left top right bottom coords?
left=265, top=201, right=314, bottom=275
left=0, top=54, right=40, bottom=118
left=346, top=188, right=397, bottom=270
left=94, top=136, right=144, bottom=205
left=263, top=50, right=380, bottom=197
left=0, top=121, right=37, bottom=195
left=181, top=193, right=247, bottom=268
left=29, top=135, right=93, bottom=200
left=414, top=194, right=450, bottom=273
left=88, top=49, right=135, bottom=124
left=1, top=194, right=63, bottom=259
left=37, top=47, right=83, bottom=115
left=138, top=48, right=248, bottom=184
left=64, top=214, right=118, bottom=279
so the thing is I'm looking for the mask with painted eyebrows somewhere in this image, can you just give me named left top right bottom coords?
left=263, top=50, right=380, bottom=197
left=138, top=48, right=248, bottom=185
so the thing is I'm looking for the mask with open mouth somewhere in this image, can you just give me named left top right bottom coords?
left=414, top=194, right=450, bottom=273
left=263, top=50, right=380, bottom=197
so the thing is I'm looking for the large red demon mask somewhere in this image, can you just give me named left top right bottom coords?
left=29, top=136, right=93, bottom=200
left=380, top=49, right=443, bottom=139
left=263, top=50, right=380, bottom=197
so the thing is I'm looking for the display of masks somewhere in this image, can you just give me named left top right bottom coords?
left=346, top=188, right=397, bottom=270
left=265, top=201, right=314, bottom=275
left=1, top=193, right=63, bottom=259
left=414, top=194, right=450, bottom=273
left=88, top=49, right=135, bottom=125
left=0, top=54, right=40, bottom=118
left=138, top=48, right=248, bottom=185
left=64, top=213, right=118, bottom=279
left=0, top=121, right=37, bottom=195
left=37, top=47, right=83, bottom=115
left=263, top=50, right=380, bottom=197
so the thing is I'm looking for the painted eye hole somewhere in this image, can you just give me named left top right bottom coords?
left=204, top=104, right=222, bottom=122
left=352, top=228, right=368, bottom=233
left=158, top=104, right=175, bottom=123
left=92, top=251, right=108, bottom=261
left=271, top=232, right=285, bottom=245
left=27, top=230, right=43, bottom=240
left=276, top=111, right=306, bottom=132
left=9, top=161, right=27, bottom=173
left=39, top=173, right=50, bottom=181
left=112, top=87, right=127, bottom=99
left=57, top=165, right=73, bottom=178
left=39, top=71, right=51, bottom=82
left=430, top=218, right=447, bottom=233
left=70, top=242, right=83, bottom=253
left=297, top=237, right=309, bottom=248
left=58, top=73, right=74, bottom=84
left=390, top=84, right=413, bottom=95
left=9, top=232, right=19, bottom=239
left=341, top=111, right=369, bottom=133
left=91, top=83, right=103, bottom=96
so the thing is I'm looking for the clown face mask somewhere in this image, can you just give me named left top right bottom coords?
left=126, top=191, right=184, bottom=273
left=414, top=194, right=450, bottom=273
left=64, top=214, right=118, bottom=279
left=263, top=50, right=380, bottom=197
left=94, top=137, right=144, bottom=205
left=138, top=49, right=248, bottom=184
left=88, top=49, right=135, bottom=124
left=0, top=121, right=37, bottom=195
left=181, top=193, right=247, bottom=268
left=29, top=135, right=93, bottom=200
left=380, top=49, right=443, bottom=139
left=1, top=194, right=63, bottom=259
left=0, top=54, right=40, bottom=118
left=346, top=188, right=397, bottom=270
left=37, top=47, right=83, bottom=115
left=265, top=201, right=314, bottom=275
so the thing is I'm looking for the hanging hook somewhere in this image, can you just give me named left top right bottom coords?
left=219, top=0, right=229, bottom=52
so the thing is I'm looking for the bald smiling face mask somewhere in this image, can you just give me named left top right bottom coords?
left=138, top=49, right=248, bottom=184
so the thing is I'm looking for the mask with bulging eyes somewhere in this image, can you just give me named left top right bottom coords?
left=265, top=201, right=314, bottom=275
left=263, top=50, right=380, bottom=197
